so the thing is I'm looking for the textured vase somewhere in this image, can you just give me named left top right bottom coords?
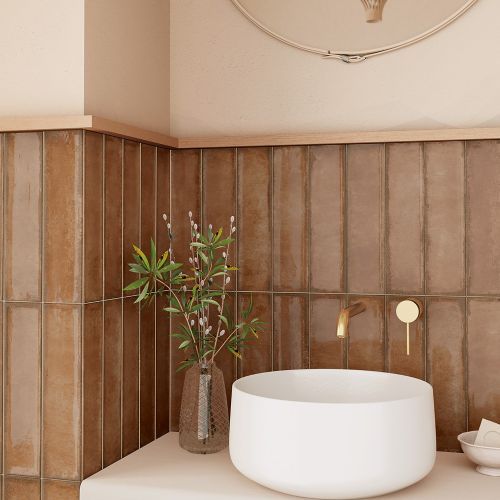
left=179, top=362, right=229, bottom=454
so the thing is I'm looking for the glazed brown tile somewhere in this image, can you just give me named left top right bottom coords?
left=386, top=143, right=424, bottom=294
left=4, top=303, right=41, bottom=476
left=427, top=298, right=466, bottom=451
left=0, top=305, right=3, bottom=472
left=84, top=132, right=103, bottom=302
left=104, top=135, right=123, bottom=299
left=140, top=300, right=155, bottom=447
left=4, top=476, right=40, bottom=500
left=42, top=479, right=80, bottom=500
left=466, top=140, right=500, bottom=294
left=346, top=144, right=384, bottom=294
left=273, top=147, right=308, bottom=292
left=273, top=294, right=309, bottom=370
left=4, top=133, right=42, bottom=301
left=122, top=140, right=141, bottom=296
left=122, top=297, right=139, bottom=456
left=43, top=304, right=81, bottom=480
left=468, top=299, right=500, bottom=429
left=141, top=144, right=156, bottom=248
left=348, top=296, right=385, bottom=372
left=425, top=142, right=465, bottom=295
left=310, top=295, right=343, bottom=369
left=239, top=293, right=272, bottom=377
left=0, top=133, right=3, bottom=299
left=103, top=299, right=122, bottom=466
left=310, top=145, right=344, bottom=293
left=43, top=131, right=83, bottom=303
left=156, top=147, right=171, bottom=255
left=386, top=297, right=424, bottom=379
left=237, top=148, right=272, bottom=291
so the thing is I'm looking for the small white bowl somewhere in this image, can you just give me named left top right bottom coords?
left=458, top=430, right=500, bottom=476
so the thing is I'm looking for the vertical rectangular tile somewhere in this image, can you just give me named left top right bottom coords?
left=348, top=296, right=385, bottom=372
left=43, top=131, right=83, bottom=303
left=4, top=477, right=40, bottom=500
left=273, top=147, right=308, bottom=292
left=427, top=298, right=466, bottom=451
left=346, top=144, right=384, bottom=294
left=42, top=480, right=80, bottom=500
left=310, top=295, right=343, bottom=369
left=468, top=299, right=500, bottom=429
left=104, top=135, right=123, bottom=299
left=82, top=302, right=102, bottom=477
left=4, top=303, right=41, bottom=475
left=4, top=133, right=42, bottom=301
left=237, top=148, right=272, bottom=291
left=467, top=140, right=500, bottom=294
left=310, top=145, right=344, bottom=293
left=425, top=142, right=465, bottom=295
left=387, top=297, right=424, bottom=379
left=103, top=299, right=122, bottom=466
left=273, top=294, right=309, bottom=370
left=84, top=132, right=103, bottom=302
left=386, top=143, right=424, bottom=294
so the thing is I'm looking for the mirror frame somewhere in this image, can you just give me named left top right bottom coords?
left=230, top=0, right=479, bottom=63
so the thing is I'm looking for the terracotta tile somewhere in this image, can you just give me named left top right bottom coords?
left=103, top=299, right=122, bottom=466
left=466, top=140, right=500, bottom=294
left=104, top=135, right=123, bottom=299
left=42, top=480, right=80, bottom=500
left=468, top=299, right=500, bottom=429
left=122, top=297, right=139, bottom=456
left=239, top=293, right=272, bottom=377
left=122, top=140, right=140, bottom=297
left=4, top=476, right=40, bottom=500
left=140, top=301, right=155, bottom=447
left=237, top=148, right=272, bottom=291
left=4, top=303, right=41, bottom=475
left=310, top=295, right=343, bottom=369
left=84, top=132, right=103, bottom=302
left=386, top=297, right=424, bottom=379
left=427, top=298, right=466, bottom=451
left=346, top=144, right=384, bottom=294
left=348, top=296, right=385, bottom=372
left=386, top=143, right=424, bottom=294
left=273, top=147, right=308, bottom=292
left=43, top=304, right=82, bottom=480
left=4, top=133, right=42, bottom=301
left=425, top=142, right=465, bottom=295
left=273, top=294, right=309, bottom=370
left=43, top=131, right=83, bottom=303
left=310, top=145, right=344, bottom=293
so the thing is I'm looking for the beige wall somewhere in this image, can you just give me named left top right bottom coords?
left=170, top=0, right=500, bottom=136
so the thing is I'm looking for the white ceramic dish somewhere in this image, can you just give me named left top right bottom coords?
left=458, top=430, right=500, bottom=476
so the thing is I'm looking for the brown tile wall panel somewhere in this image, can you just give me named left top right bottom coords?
left=104, top=136, right=123, bottom=299
left=103, top=299, right=122, bottom=466
left=4, top=304, right=41, bottom=476
left=425, top=142, right=465, bottom=295
left=43, top=131, right=83, bottom=303
left=4, top=476, right=40, bottom=500
left=43, top=305, right=81, bottom=480
left=386, top=143, right=424, bottom=294
left=83, top=132, right=103, bottom=302
left=42, top=479, right=80, bottom=500
left=273, top=294, right=309, bottom=370
left=347, top=296, right=385, bottom=372
left=310, top=295, right=343, bottom=369
left=237, top=148, right=272, bottom=291
left=4, top=133, right=42, bottom=301
left=273, top=147, right=308, bottom=292
left=467, top=140, right=500, bottom=295
left=468, top=299, right=500, bottom=429
left=427, top=298, right=466, bottom=451
left=346, top=144, right=384, bottom=294
left=310, top=145, right=344, bottom=293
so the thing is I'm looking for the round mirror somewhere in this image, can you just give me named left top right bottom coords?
left=231, top=0, right=479, bottom=62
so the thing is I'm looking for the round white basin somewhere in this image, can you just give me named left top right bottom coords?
left=229, top=369, right=436, bottom=499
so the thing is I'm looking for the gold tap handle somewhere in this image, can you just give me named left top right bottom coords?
left=406, top=323, right=410, bottom=356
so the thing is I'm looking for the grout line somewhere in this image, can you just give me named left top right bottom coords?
left=153, top=146, right=158, bottom=439
left=168, top=149, right=173, bottom=430
left=343, top=144, right=349, bottom=369
left=120, top=138, right=125, bottom=458
left=2, top=132, right=6, bottom=489
left=101, top=134, right=105, bottom=470
left=39, top=132, right=45, bottom=486
left=306, top=145, right=311, bottom=370
left=463, top=140, right=469, bottom=432
left=138, top=143, right=142, bottom=447
left=270, top=147, right=275, bottom=371
left=234, top=147, right=240, bottom=379
left=383, top=143, right=389, bottom=372
left=422, top=142, right=428, bottom=380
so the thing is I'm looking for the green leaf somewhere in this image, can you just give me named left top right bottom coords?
left=157, top=250, right=169, bottom=269
left=123, top=276, right=149, bottom=291
left=201, top=299, right=220, bottom=306
left=219, top=314, right=229, bottom=328
left=134, top=281, right=150, bottom=303
left=242, top=294, right=253, bottom=320
left=163, top=307, right=181, bottom=313
left=133, top=244, right=150, bottom=269
left=227, top=346, right=242, bottom=359
left=190, top=242, right=206, bottom=248
left=150, top=239, right=157, bottom=267
left=178, top=339, right=191, bottom=350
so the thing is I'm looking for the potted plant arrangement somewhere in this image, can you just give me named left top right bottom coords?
left=124, top=212, right=264, bottom=454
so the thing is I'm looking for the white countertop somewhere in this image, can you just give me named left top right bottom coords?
left=80, top=433, right=500, bottom=500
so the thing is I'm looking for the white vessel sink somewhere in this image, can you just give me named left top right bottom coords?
left=230, top=369, right=436, bottom=499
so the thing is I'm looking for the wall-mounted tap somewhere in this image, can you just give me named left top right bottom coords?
left=336, top=302, right=366, bottom=339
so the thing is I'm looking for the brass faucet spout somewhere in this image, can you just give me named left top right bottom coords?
left=336, top=302, right=366, bottom=339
